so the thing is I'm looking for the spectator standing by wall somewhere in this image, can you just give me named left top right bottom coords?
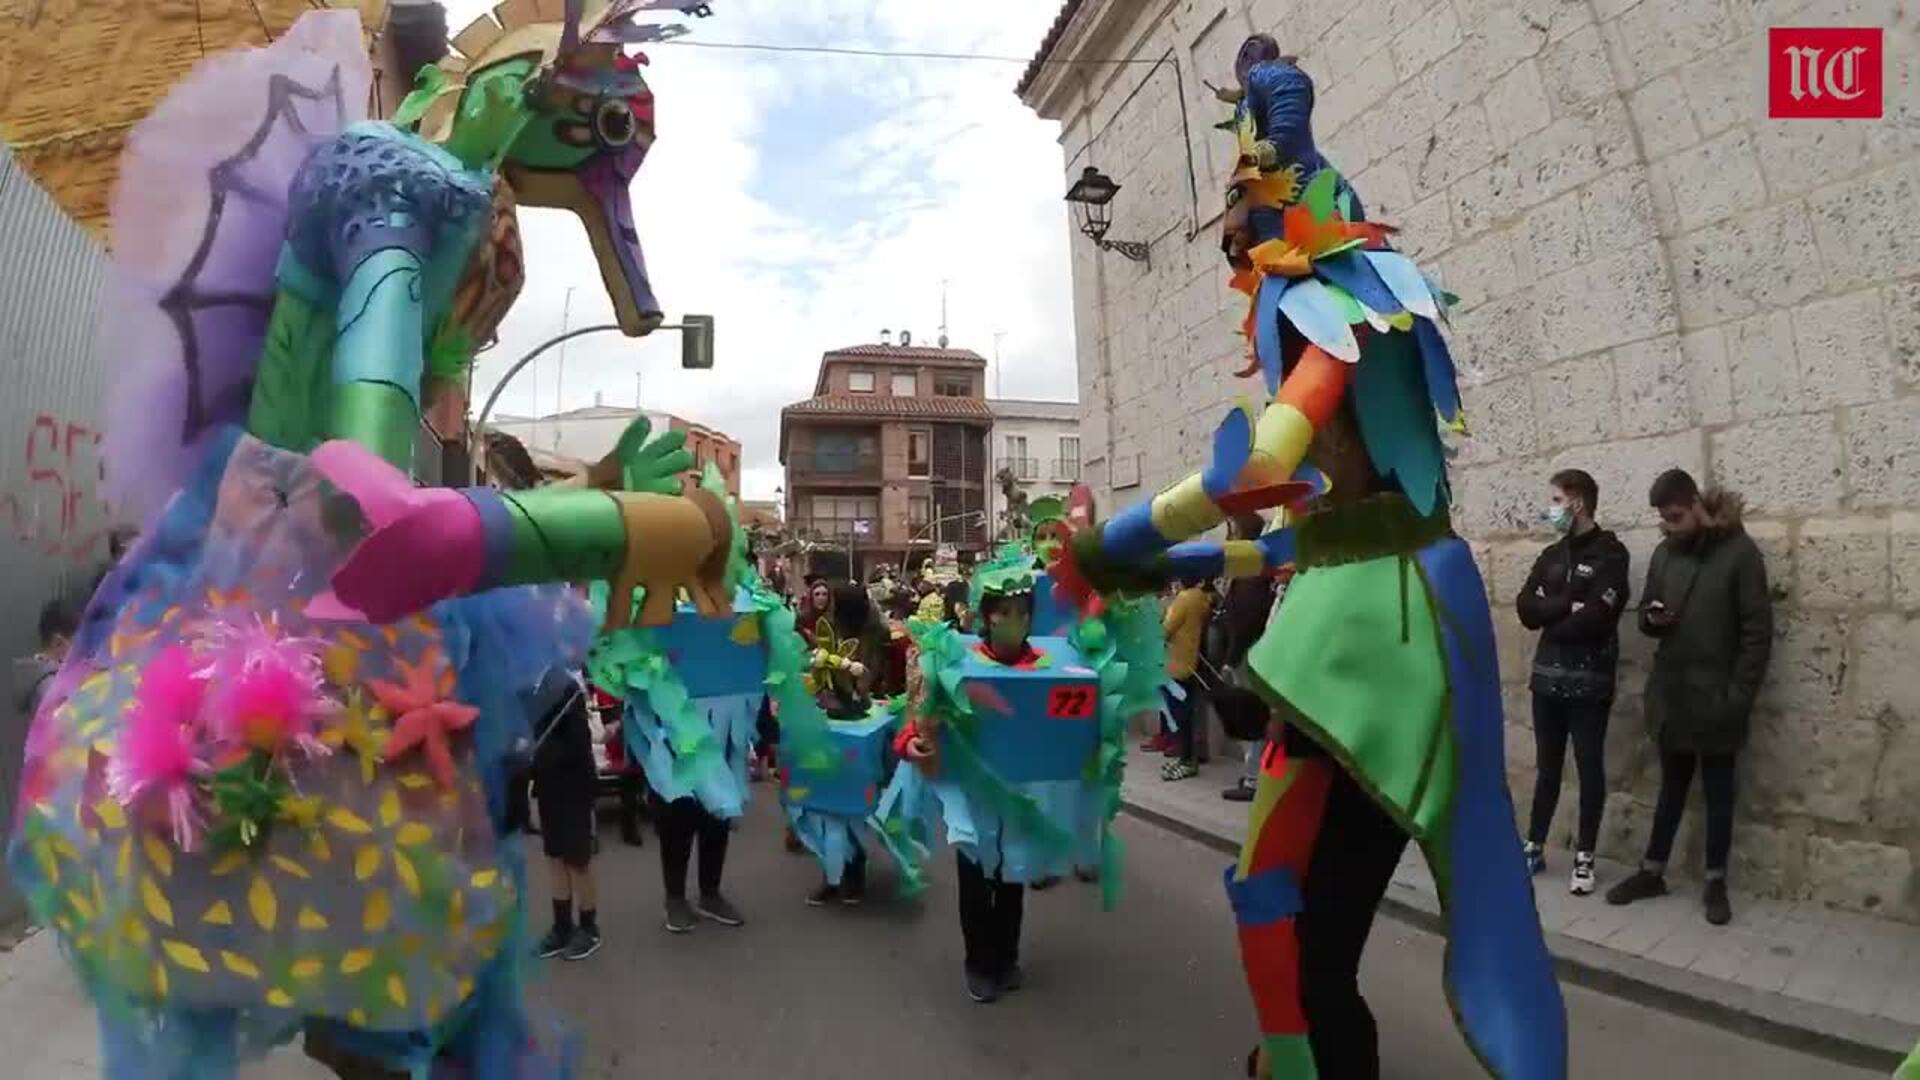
left=1514, top=469, right=1631, bottom=896
left=1606, top=469, right=1773, bottom=926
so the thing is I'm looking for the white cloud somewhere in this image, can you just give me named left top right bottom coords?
left=443, top=0, right=1077, bottom=500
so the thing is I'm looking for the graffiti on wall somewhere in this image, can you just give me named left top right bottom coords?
left=2, top=413, right=113, bottom=563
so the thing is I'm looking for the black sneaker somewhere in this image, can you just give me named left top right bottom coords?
left=621, top=827, right=646, bottom=848
left=1030, top=876, right=1062, bottom=892
left=562, top=925, right=602, bottom=961
left=697, top=893, right=745, bottom=927
left=1604, top=869, right=1668, bottom=906
left=1222, top=781, right=1255, bottom=803
left=663, top=898, right=697, bottom=934
left=807, top=883, right=839, bottom=907
left=999, top=965, right=1025, bottom=994
left=535, top=926, right=571, bottom=958
left=1523, top=842, right=1546, bottom=875
left=965, top=968, right=1001, bottom=1004
left=1703, top=879, right=1732, bottom=926
left=1073, top=865, right=1100, bottom=884
left=841, top=878, right=866, bottom=906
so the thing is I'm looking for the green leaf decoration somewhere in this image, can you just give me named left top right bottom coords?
left=1302, top=167, right=1340, bottom=223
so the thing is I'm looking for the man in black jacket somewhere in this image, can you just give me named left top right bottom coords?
left=1515, top=469, right=1630, bottom=897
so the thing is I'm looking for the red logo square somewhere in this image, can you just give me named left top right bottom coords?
left=1770, top=27, right=1883, bottom=119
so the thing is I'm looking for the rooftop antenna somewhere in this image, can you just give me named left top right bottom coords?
left=992, top=331, right=1006, bottom=398
left=939, top=279, right=950, bottom=349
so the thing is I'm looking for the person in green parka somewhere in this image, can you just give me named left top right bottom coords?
left=1606, top=469, right=1773, bottom=926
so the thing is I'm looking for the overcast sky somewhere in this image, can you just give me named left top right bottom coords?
left=444, top=0, right=1079, bottom=500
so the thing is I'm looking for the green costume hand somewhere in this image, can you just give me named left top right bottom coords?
left=447, top=72, right=532, bottom=170
left=617, top=417, right=694, bottom=495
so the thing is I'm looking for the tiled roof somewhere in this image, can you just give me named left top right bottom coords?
left=1016, top=0, right=1088, bottom=99
left=779, top=394, right=994, bottom=464
left=824, top=344, right=987, bottom=367
left=782, top=395, right=994, bottom=420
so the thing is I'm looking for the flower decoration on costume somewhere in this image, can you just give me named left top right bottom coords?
left=105, top=646, right=211, bottom=850
left=199, top=616, right=336, bottom=760
left=371, top=651, right=480, bottom=791
left=320, top=688, right=389, bottom=785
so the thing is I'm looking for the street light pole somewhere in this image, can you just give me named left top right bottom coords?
left=469, top=318, right=717, bottom=485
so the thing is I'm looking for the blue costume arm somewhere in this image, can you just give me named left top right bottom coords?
left=1162, top=528, right=1297, bottom=580
left=1246, top=63, right=1316, bottom=174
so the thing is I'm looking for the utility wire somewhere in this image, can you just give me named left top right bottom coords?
left=652, top=38, right=1161, bottom=67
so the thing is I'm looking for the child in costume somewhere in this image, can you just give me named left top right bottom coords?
left=589, top=467, right=838, bottom=933
left=6, top=4, right=737, bottom=1077
left=1051, top=32, right=1567, bottom=1080
left=891, top=539, right=1162, bottom=1004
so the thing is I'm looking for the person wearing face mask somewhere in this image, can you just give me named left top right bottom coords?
left=1606, top=469, right=1771, bottom=926
left=1513, top=469, right=1630, bottom=896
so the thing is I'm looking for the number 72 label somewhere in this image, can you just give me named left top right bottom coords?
left=1046, top=685, right=1097, bottom=719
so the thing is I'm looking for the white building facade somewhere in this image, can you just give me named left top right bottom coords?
left=988, top=398, right=1082, bottom=538
left=1021, top=0, right=1920, bottom=920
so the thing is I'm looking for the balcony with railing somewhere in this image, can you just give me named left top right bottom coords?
left=787, top=448, right=882, bottom=482
left=997, top=456, right=1040, bottom=482
left=1049, top=457, right=1081, bottom=482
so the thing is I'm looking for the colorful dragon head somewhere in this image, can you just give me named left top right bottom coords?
left=416, top=1, right=714, bottom=336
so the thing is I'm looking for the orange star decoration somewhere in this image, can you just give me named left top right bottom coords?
left=369, top=652, right=478, bottom=791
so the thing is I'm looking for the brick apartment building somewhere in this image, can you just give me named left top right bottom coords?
left=780, top=337, right=993, bottom=580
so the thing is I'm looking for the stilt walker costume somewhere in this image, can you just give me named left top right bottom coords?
left=6, top=3, right=735, bottom=1076
left=1050, top=35, right=1567, bottom=1080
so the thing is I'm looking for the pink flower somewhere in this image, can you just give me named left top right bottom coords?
left=107, top=647, right=210, bottom=849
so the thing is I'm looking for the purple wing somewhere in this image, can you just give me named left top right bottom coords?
left=102, top=11, right=370, bottom=522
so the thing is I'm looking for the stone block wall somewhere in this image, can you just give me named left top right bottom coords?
left=1027, top=0, right=1920, bottom=919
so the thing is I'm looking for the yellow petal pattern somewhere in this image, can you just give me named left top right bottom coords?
left=308, top=830, right=333, bottom=863
left=397, top=773, right=433, bottom=790
left=269, top=855, right=310, bottom=880
left=210, top=850, right=247, bottom=877
left=248, top=876, right=277, bottom=931
left=202, top=900, right=233, bottom=926
left=363, top=889, right=391, bottom=933
left=94, top=800, right=127, bottom=830
left=162, top=940, right=210, bottom=973
left=220, top=951, right=261, bottom=980
left=470, top=869, right=498, bottom=889
left=379, top=790, right=401, bottom=828
left=266, top=988, right=294, bottom=1008
left=394, top=850, right=420, bottom=897
left=340, top=949, right=375, bottom=975
left=328, top=807, right=372, bottom=834
left=297, top=906, right=329, bottom=931
left=395, top=822, right=432, bottom=847
left=355, top=845, right=383, bottom=881
left=386, top=974, right=408, bottom=1008
left=140, top=876, right=174, bottom=927
left=291, top=956, right=325, bottom=980
left=141, top=832, right=174, bottom=878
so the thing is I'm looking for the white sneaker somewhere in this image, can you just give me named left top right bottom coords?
left=1570, top=852, right=1597, bottom=896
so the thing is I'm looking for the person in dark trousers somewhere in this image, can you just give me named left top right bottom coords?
left=1216, top=513, right=1280, bottom=802
left=1606, top=469, right=1772, bottom=926
left=953, top=587, right=1039, bottom=1003
left=1159, top=577, right=1214, bottom=780
left=656, top=793, right=743, bottom=933
left=1514, top=468, right=1631, bottom=896
left=807, top=580, right=885, bottom=906
left=527, top=666, right=604, bottom=961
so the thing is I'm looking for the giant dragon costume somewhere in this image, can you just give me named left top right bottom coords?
left=1050, top=36, right=1567, bottom=1079
left=7, top=3, right=736, bottom=1077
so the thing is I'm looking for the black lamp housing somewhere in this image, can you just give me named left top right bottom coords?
left=1063, top=166, right=1149, bottom=264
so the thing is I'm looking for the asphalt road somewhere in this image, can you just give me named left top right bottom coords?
left=526, top=793, right=1880, bottom=1080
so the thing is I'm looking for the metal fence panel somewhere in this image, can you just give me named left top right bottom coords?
left=0, top=144, right=113, bottom=924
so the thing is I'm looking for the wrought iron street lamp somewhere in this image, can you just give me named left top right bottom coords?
left=1064, top=166, right=1151, bottom=264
